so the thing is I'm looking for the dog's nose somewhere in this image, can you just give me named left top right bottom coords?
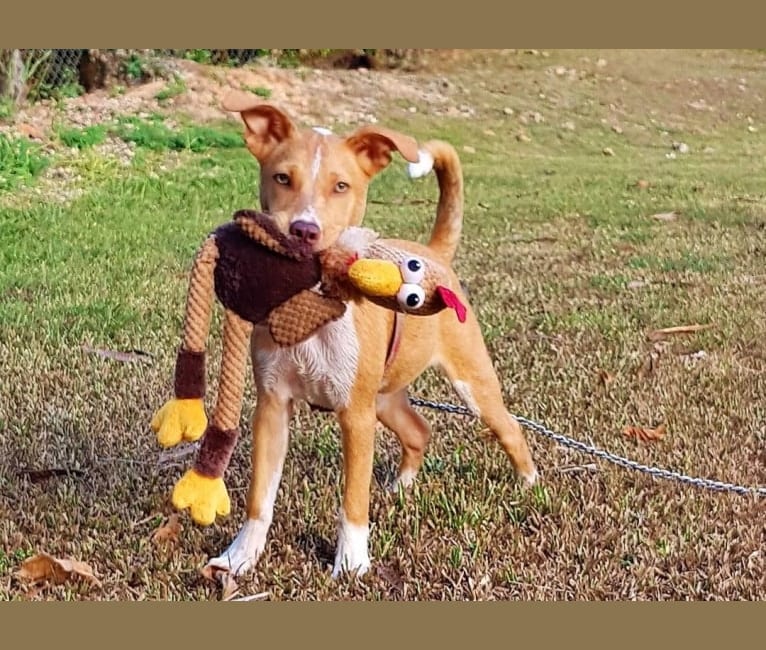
left=289, top=220, right=321, bottom=244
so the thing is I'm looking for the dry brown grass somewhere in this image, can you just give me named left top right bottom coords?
left=1, top=49, right=765, bottom=600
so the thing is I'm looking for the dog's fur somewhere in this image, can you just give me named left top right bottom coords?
left=207, top=92, right=538, bottom=578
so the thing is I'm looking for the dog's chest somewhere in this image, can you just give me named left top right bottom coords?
left=252, top=306, right=359, bottom=409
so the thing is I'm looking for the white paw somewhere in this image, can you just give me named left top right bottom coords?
left=205, top=519, right=268, bottom=577
left=521, top=467, right=539, bottom=487
left=407, top=149, right=434, bottom=179
left=389, top=468, right=417, bottom=493
left=331, top=510, right=371, bottom=579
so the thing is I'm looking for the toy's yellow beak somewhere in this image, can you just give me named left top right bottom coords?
left=348, top=259, right=402, bottom=297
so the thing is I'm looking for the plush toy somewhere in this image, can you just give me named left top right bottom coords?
left=151, top=209, right=466, bottom=525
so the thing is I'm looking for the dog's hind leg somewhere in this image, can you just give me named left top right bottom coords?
left=436, top=319, right=538, bottom=486
left=376, top=388, right=432, bottom=490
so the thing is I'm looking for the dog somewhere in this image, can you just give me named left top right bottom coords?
left=205, top=91, right=538, bottom=578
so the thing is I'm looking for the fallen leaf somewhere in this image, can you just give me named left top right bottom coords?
left=650, top=211, right=679, bottom=222
left=15, top=552, right=102, bottom=587
left=648, top=324, right=714, bottom=341
left=81, top=346, right=153, bottom=363
left=602, top=147, right=615, bottom=156
left=627, top=280, right=649, bottom=290
left=220, top=573, right=240, bottom=601
left=462, top=145, right=476, bottom=154
left=151, top=514, right=182, bottom=547
left=636, top=179, right=651, bottom=190
left=623, top=424, right=666, bottom=443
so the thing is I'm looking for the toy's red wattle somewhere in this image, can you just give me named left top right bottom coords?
left=436, top=286, right=467, bottom=322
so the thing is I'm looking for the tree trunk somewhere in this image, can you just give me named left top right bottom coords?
left=0, top=49, right=28, bottom=104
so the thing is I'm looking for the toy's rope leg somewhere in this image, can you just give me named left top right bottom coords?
left=175, top=235, right=220, bottom=398
left=152, top=235, right=220, bottom=449
left=193, top=308, right=253, bottom=479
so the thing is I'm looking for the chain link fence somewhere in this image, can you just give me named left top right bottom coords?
left=0, top=49, right=417, bottom=107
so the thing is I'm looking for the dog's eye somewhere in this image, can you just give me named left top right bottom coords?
left=274, top=173, right=291, bottom=186
left=335, top=181, right=349, bottom=193
left=396, top=283, right=425, bottom=310
left=400, top=257, right=425, bottom=284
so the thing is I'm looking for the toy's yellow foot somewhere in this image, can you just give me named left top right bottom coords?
left=171, top=468, right=231, bottom=526
left=151, top=398, right=207, bottom=448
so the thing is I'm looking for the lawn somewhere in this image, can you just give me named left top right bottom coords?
left=0, top=49, right=764, bottom=600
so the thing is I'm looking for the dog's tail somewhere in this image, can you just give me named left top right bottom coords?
left=407, top=140, right=464, bottom=264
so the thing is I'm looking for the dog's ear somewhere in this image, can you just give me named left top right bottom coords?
left=222, top=90, right=296, bottom=162
left=345, top=125, right=421, bottom=177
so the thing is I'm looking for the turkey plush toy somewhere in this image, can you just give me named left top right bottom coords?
left=151, top=209, right=466, bottom=525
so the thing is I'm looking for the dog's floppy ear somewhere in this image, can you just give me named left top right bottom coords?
left=345, top=125, right=421, bottom=177
left=222, top=90, right=296, bottom=162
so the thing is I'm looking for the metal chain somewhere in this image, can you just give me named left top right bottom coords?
left=408, top=397, right=766, bottom=497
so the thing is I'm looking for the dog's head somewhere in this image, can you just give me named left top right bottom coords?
left=223, top=90, right=421, bottom=251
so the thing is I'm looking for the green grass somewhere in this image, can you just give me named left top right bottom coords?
left=0, top=133, right=49, bottom=191
left=58, top=124, right=109, bottom=149
left=243, top=85, right=272, bottom=99
left=1, top=49, right=765, bottom=602
left=55, top=116, right=244, bottom=154
left=155, top=76, right=187, bottom=103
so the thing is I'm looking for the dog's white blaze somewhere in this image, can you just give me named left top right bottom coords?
left=254, top=306, right=360, bottom=410
left=206, top=470, right=282, bottom=575
left=311, top=142, right=322, bottom=181
left=332, top=508, right=371, bottom=578
left=452, top=379, right=481, bottom=416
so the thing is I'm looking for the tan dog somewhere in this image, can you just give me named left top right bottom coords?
left=206, top=92, right=538, bottom=578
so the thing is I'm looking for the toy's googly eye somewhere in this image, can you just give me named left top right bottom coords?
left=400, top=257, right=425, bottom=284
left=397, top=283, right=425, bottom=310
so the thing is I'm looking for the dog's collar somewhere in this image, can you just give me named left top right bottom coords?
left=384, top=312, right=405, bottom=371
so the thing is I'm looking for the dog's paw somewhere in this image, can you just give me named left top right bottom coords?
left=205, top=520, right=268, bottom=577
left=332, top=513, right=371, bottom=579
left=171, top=468, right=231, bottom=525
left=151, top=398, right=207, bottom=448
left=519, top=467, right=539, bottom=488
left=388, top=468, right=418, bottom=493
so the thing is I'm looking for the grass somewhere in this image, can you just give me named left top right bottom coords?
left=1, top=49, right=765, bottom=601
left=155, top=76, right=187, bottom=104
left=54, top=116, right=243, bottom=154
left=0, top=133, right=49, bottom=191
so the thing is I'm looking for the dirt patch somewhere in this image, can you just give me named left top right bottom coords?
left=1, top=52, right=480, bottom=144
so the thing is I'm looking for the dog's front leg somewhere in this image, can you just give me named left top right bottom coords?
left=332, top=399, right=378, bottom=578
left=206, top=389, right=291, bottom=576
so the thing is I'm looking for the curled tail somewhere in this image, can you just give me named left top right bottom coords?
left=407, top=140, right=464, bottom=264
